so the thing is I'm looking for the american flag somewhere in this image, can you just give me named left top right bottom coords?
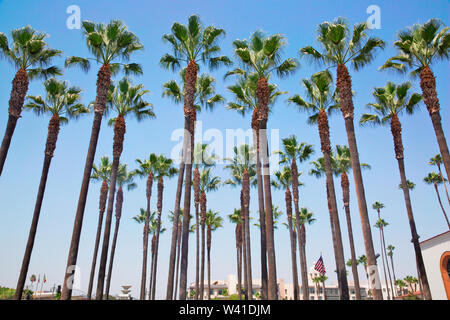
left=314, top=256, right=326, bottom=275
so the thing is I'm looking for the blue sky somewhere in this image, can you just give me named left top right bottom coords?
left=0, top=0, right=448, bottom=299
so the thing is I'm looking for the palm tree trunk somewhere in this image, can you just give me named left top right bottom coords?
left=151, top=177, right=164, bottom=300
left=420, top=66, right=450, bottom=181
left=194, top=167, right=200, bottom=300
left=95, top=115, right=126, bottom=300
left=87, top=180, right=108, bottom=299
left=149, top=235, right=156, bottom=299
left=391, top=114, right=432, bottom=300
left=336, top=64, right=382, bottom=300
left=105, top=186, right=123, bottom=299
left=140, top=173, right=153, bottom=300
left=166, top=162, right=185, bottom=299
left=252, top=112, right=268, bottom=300
left=236, top=224, right=242, bottom=300
left=14, top=114, right=59, bottom=299
left=0, top=68, right=29, bottom=176
left=200, top=191, right=207, bottom=300
left=207, top=227, right=212, bottom=300
left=174, top=221, right=182, bottom=300
left=380, top=227, right=395, bottom=299
left=389, top=254, right=398, bottom=296
left=240, top=191, right=248, bottom=300
left=179, top=60, right=198, bottom=300
left=62, top=64, right=110, bottom=300
left=285, top=188, right=299, bottom=300
left=340, top=172, right=362, bottom=300
left=243, top=169, right=253, bottom=300
left=433, top=183, right=450, bottom=229
left=318, top=109, right=349, bottom=300
left=378, top=227, right=390, bottom=299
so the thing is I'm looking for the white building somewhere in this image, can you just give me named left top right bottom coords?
left=420, top=230, right=450, bottom=300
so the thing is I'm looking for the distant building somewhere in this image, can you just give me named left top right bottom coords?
left=118, top=285, right=132, bottom=300
left=420, top=230, right=450, bottom=300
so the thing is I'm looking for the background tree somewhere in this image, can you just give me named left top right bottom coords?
left=205, top=210, right=223, bottom=300
left=301, top=19, right=385, bottom=299
left=62, top=20, right=143, bottom=300
left=429, top=154, right=450, bottom=206
left=424, top=172, right=450, bottom=229
left=386, top=245, right=398, bottom=296
left=14, top=78, right=87, bottom=300
left=373, top=216, right=393, bottom=299
left=0, top=26, right=62, bottom=175
left=381, top=19, right=450, bottom=180
left=228, top=209, right=243, bottom=300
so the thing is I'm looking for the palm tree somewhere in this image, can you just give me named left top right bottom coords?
left=301, top=19, right=385, bottom=299
left=132, top=208, right=150, bottom=298
left=230, top=30, right=297, bottom=300
left=62, top=20, right=143, bottom=300
left=314, top=275, right=329, bottom=300
left=424, top=172, right=450, bottom=229
left=396, top=279, right=407, bottom=295
left=289, top=69, right=349, bottom=299
left=380, top=19, right=450, bottom=180
left=199, top=168, right=221, bottom=299
left=0, top=26, right=62, bottom=175
left=276, top=135, right=314, bottom=300
left=272, top=166, right=299, bottom=300
left=386, top=245, right=398, bottom=296
left=358, top=255, right=369, bottom=289
left=150, top=155, right=178, bottom=300
left=134, top=153, right=159, bottom=299
left=224, top=144, right=257, bottom=300
left=404, top=276, right=419, bottom=293
left=225, top=70, right=286, bottom=300
left=399, top=180, right=416, bottom=190
left=361, top=81, right=431, bottom=299
left=95, top=77, right=153, bottom=300
left=205, top=210, right=223, bottom=300
left=14, top=78, right=87, bottom=300
left=429, top=154, right=450, bottom=206
left=87, top=156, right=112, bottom=299
left=104, top=164, right=137, bottom=299
left=310, top=145, right=369, bottom=300
left=228, top=209, right=243, bottom=300
left=373, top=216, right=392, bottom=299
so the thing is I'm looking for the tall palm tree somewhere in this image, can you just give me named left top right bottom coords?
left=289, top=69, right=349, bottom=299
left=14, top=78, right=87, bottom=299
left=198, top=168, right=221, bottom=299
left=134, top=153, right=159, bottom=299
left=160, top=15, right=230, bottom=300
left=276, top=135, right=314, bottom=300
left=205, top=210, right=223, bottom=300
left=96, top=77, right=153, bottom=300
left=301, top=19, right=385, bottom=299
left=230, top=31, right=297, bottom=300
left=429, top=154, right=450, bottom=206
left=87, top=156, right=112, bottom=299
left=62, top=20, right=143, bottom=300
left=0, top=26, right=62, bottom=175
left=104, top=164, right=137, bottom=298
left=424, top=172, right=450, bottom=229
left=224, top=144, right=257, bottom=300
left=150, top=155, right=178, bottom=300
left=358, top=255, right=369, bottom=290
left=132, top=208, right=150, bottom=298
left=228, top=209, right=243, bottom=300
left=380, top=19, right=450, bottom=180
left=272, top=166, right=299, bottom=300
left=361, top=81, right=431, bottom=299
left=225, top=70, right=286, bottom=300
left=373, top=215, right=393, bottom=299
left=386, top=245, right=398, bottom=296
left=310, top=145, right=369, bottom=300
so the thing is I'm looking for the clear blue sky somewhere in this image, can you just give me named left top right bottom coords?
left=0, top=0, right=448, bottom=298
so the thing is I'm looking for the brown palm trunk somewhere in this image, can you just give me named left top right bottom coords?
left=236, top=224, right=243, bottom=300
left=291, top=159, right=308, bottom=300
left=420, top=66, right=450, bottom=181
left=340, top=172, right=362, bottom=300
left=87, top=180, right=108, bottom=299
left=149, top=234, right=156, bottom=298
left=0, top=68, right=29, bottom=176
left=389, top=254, right=398, bottom=296
left=381, top=227, right=395, bottom=299
left=285, top=188, right=299, bottom=300
left=151, top=177, right=164, bottom=300
left=166, top=161, right=185, bottom=299
left=318, top=109, right=349, bottom=300
left=433, top=183, right=450, bottom=229
left=62, top=64, right=110, bottom=300
left=336, top=64, right=382, bottom=300
left=174, top=221, right=182, bottom=300
left=105, top=186, right=123, bottom=298
left=436, top=164, right=450, bottom=206
left=207, top=226, right=212, bottom=300
left=14, top=114, right=59, bottom=299
left=252, top=109, right=268, bottom=300
left=95, top=114, right=126, bottom=300
left=240, top=190, right=248, bottom=300
left=194, top=167, right=200, bottom=299
left=179, top=60, right=198, bottom=300
left=140, top=172, right=153, bottom=300
left=257, top=77, right=277, bottom=300
left=391, top=114, right=432, bottom=299
left=243, top=169, right=253, bottom=300
left=378, top=225, right=390, bottom=299
left=200, top=191, right=207, bottom=300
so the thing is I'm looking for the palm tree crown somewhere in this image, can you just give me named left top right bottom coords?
left=91, top=156, right=112, bottom=183
left=224, top=144, right=257, bottom=188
